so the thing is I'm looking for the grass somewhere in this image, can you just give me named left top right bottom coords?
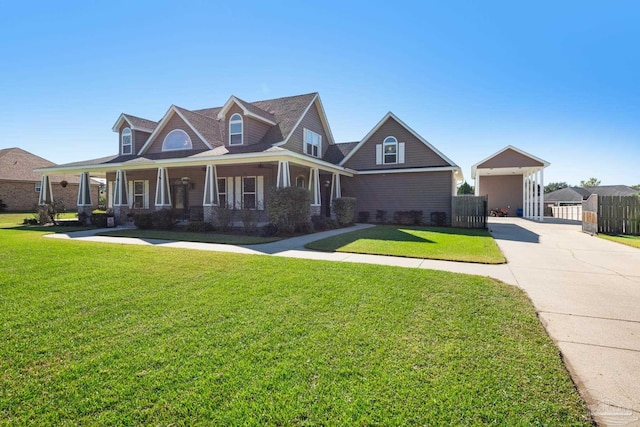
left=97, top=229, right=280, bottom=245
left=0, top=217, right=590, bottom=425
left=306, top=225, right=506, bottom=264
left=0, top=212, right=87, bottom=233
left=599, top=233, right=640, bottom=249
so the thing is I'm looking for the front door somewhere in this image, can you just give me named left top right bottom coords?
left=172, top=184, right=189, bottom=219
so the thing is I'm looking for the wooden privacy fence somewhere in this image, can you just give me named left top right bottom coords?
left=452, top=195, right=487, bottom=229
left=582, top=194, right=640, bottom=235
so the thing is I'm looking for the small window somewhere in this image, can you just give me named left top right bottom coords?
left=217, top=178, right=227, bottom=207
left=243, top=176, right=256, bottom=209
left=304, top=128, right=321, bottom=158
left=383, top=136, right=398, bottom=164
left=133, top=181, right=145, bottom=209
left=122, top=128, right=132, bottom=155
left=162, top=129, right=192, bottom=151
left=296, top=175, right=306, bottom=188
left=229, top=114, right=243, bottom=145
left=35, top=182, right=42, bottom=193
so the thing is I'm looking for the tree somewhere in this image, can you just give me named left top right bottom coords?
left=544, top=182, right=569, bottom=193
left=457, top=181, right=474, bottom=195
left=631, top=184, right=640, bottom=191
left=580, top=177, right=601, bottom=188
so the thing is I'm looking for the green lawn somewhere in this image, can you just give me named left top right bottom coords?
left=98, top=229, right=280, bottom=245
left=599, top=233, right=640, bottom=248
left=0, top=220, right=589, bottom=425
left=306, top=225, right=506, bottom=264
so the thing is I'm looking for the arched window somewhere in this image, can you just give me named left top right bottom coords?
left=296, top=175, right=306, bottom=188
left=383, top=136, right=398, bottom=164
left=162, top=129, right=192, bottom=151
left=121, top=128, right=132, bottom=155
left=229, top=114, right=243, bottom=145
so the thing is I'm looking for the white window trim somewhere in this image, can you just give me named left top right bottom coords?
left=121, top=128, right=132, bottom=155
left=242, top=176, right=257, bottom=210
left=162, top=129, right=193, bottom=152
left=383, top=136, right=398, bottom=165
left=131, top=180, right=148, bottom=209
left=295, top=175, right=306, bottom=188
left=35, top=182, right=42, bottom=193
left=229, top=113, right=243, bottom=146
left=217, top=177, right=227, bottom=208
left=303, top=128, right=322, bottom=158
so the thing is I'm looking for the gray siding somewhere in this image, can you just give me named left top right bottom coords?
left=343, top=117, right=451, bottom=171
left=283, top=101, right=330, bottom=158
left=341, top=171, right=454, bottom=221
left=479, top=174, right=523, bottom=216
left=133, top=130, right=151, bottom=154
left=146, top=114, right=209, bottom=154
left=477, top=148, right=543, bottom=168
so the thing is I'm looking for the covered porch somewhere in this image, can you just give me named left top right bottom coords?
left=36, top=152, right=353, bottom=226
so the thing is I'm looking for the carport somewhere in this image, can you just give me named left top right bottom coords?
left=472, top=145, right=549, bottom=221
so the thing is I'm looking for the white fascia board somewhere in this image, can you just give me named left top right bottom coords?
left=217, top=96, right=276, bottom=125
left=356, top=166, right=460, bottom=175
left=136, top=106, right=177, bottom=154
left=34, top=150, right=355, bottom=177
left=281, top=93, right=319, bottom=146
left=471, top=145, right=550, bottom=178
left=173, top=108, right=213, bottom=149
left=313, top=95, right=336, bottom=145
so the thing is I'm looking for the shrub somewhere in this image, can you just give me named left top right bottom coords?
left=393, top=211, right=412, bottom=225
left=239, top=207, right=260, bottom=234
left=333, top=197, right=356, bottom=225
left=311, top=215, right=327, bottom=231
left=325, top=218, right=339, bottom=230
left=0, top=198, right=7, bottom=212
left=90, top=213, right=110, bottom=228
left=215, top=205, right=235, bottom=231
left=134, top=212, right=154, bottom=230
left=267, top=187, right=311, bottom=234
left=358, top=211, right=370, bottom=223
left=186, top=221, right=206, bottom=232
left=152, top=209, right=178, bottom=230
left=375, top=209, right=387, bottom=223
left=430, top=211, right=447, bottom=226
left=261, top=223, right=280, bottom=237
left=295, top=222, right=314, bottom=234
left=409, top=210, right=423, bottom=225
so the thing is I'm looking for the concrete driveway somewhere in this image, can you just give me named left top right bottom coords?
left=489, top=218, right=640, bottom=426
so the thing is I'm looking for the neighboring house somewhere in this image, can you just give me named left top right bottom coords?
left=35, top=93, right=463, bottom=224
left=545, top=185, right=639, bottom=207
left=472, top=145, right=550, bottom=220
left=0, top=147, right=99, bottom=211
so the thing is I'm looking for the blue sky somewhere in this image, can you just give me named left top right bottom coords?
left=1, top=1, right=639, bottom=186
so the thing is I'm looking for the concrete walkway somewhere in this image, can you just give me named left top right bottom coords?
left=45, top=219, right=640, bottom=425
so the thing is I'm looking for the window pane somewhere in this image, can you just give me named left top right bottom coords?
left=230, top=134, right=242, bottom=145
left=243, top=194, right=256, bottom=209
left=385, top=144, right=396, bottom=154
left=134, top=195, right=144, bottom=209
left=134, top=181, right=144, bottom=194
left=385, top=154, right=396, bottom=164
left=163, top=130, right=192, bottom=150
left=243, top=177, right=256, bottom=193
left=219, top=194, right=226, bottom=207
left=217, top=178, right=226, bottom=192
left=230, top=123, right=242, bottom=134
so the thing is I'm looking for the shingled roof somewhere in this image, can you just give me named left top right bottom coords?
left=121, top=114, right=158, bottom=132
left=546, top=185, right=638, bottom=202
left=0, top=147, right=82, bottom=183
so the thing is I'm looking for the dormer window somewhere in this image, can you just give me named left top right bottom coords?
left=121, top=128, right=132, bottom=155
left=304, top=128, right=321, bottom=158
left=229, top=114, right=243, bottom=145
left=162, top=129, right=192, bottom=151
left=383, top=136, right=398, bottom=164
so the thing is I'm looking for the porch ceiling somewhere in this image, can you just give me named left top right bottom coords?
left=473, top=165, right=544, bottom=178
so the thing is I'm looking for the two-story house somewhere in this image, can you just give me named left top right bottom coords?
left=36, top=92, right=463, bottom=225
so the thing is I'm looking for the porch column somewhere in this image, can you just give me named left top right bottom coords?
left=77, top=172, right=94, bottom=225
left=527, top=173, right=532, bottom=219
left=155, top=167, right=172, bottom=209
left=276, top=161, right=291, bottom=188
left=330, top=173, right=341, bottom=201
left=38, top=174, right=53, bottom=205
left=113, top=170, right=129, bottom=224
left=308, top=167, right=321, bottom=216
left=539, top=168, right=545, bottom=222
left=524, top=173, right=529, bottom=219
left=202, top=164, right=218, bottom=224
left=475, top=175, right=480, bottom=196
left=522, top=174, right=526, bottom=218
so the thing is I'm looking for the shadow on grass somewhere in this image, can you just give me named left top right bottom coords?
left=7, top=225, right=91, bottom=233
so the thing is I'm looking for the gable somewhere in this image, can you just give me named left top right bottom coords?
left=477, top=148, right=544, bottom=169
left=144, top=113, right=210, bottom=155
left=224, top=104, right=272, bottom=146
left=343, top=116, right=452, bottom=170
left=282, top=100, right=332, bottom=157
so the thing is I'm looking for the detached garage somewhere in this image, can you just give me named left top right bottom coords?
left=472, top=146, right=549, bottom=221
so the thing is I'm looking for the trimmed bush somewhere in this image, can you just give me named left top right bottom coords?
left=215, top=205, right=235, bottom=231
left=152, top=209, right=178, bottom=230
left=375, top=209, right=387, bottom=224
left=267, top=187, right=311, bottom=234
left=134, top=212, right=154, bottom=229
left=311, top=215, right=328, bottom=231
left=333, top=197, right=356, bottom=226
left=430, top=211, right=447, bottom=227
left=393, top=211, right=412, bottom=225
left=358, top=211, right=370, bottom=223
left=0, top=198, right=7, bottom=212
left=261, top=223, right=280, bottom=237
left=91, top=213, right=112, bottom=228
left=409, top=210, right=423, bottom=225
left=239, top=208, right=260, bottom=234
